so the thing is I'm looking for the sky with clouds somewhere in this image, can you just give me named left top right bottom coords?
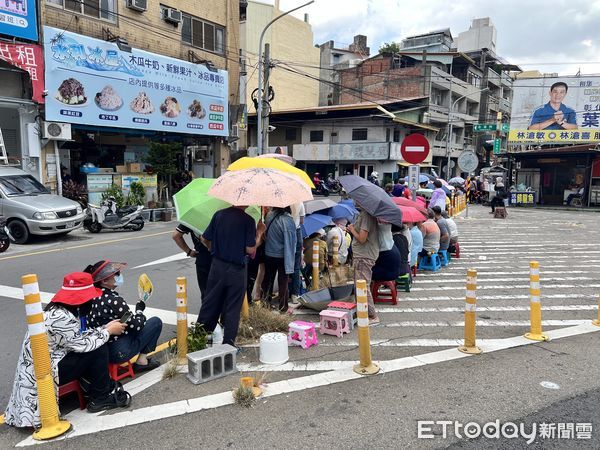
left=272, top=0, right=600, bottom=76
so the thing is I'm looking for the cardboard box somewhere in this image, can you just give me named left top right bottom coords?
left=116, top=165, right=127, bottom=173
left=127, top=163, right=142, bottom=173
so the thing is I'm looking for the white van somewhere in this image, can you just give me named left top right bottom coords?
left=0, top=167, right=85, bottom=243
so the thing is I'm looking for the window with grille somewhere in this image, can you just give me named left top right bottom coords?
left=310, top=130, right=324, bottom=142
left=181, top=13, right=225, bottom=55
left=47, top=0, right=116, bottom=22
left=352, top=128, right=368, bottom=141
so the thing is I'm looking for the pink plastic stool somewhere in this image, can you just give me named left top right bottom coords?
left=288, top=320, right=318, bottom=349
left=327, top=301, right=358, bottom=330
left=319, top=310, right=350, bottom=338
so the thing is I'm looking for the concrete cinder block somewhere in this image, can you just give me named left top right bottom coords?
left=186, top=344, right=237, bottom=385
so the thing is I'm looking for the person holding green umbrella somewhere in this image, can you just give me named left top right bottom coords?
left=172, top=178, right=261, bottom=301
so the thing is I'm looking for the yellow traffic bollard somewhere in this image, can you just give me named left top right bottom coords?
left=592, top=295, right=600, bottom=326
left=353, top=279, right=380, bottom=375
left=241, top=294, right=250, bottom=321
left=22, top=274, right=71, bottom=440
left=176, top=277, right=188, bottom=364
left=524, top=261, right=548, bottom=341
left=332, top=235, right=340, bottom=267
left=458, top=269, right=482, bottom=354
left=312, top=240, right=319, bottom=290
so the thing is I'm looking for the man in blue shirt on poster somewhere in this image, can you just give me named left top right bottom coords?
left=528, top=82, right=577, bottom=130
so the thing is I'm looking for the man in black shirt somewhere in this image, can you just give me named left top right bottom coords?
left=199, top=206, right=264, bottom=347
left=172, top=224, right=213, bottom=300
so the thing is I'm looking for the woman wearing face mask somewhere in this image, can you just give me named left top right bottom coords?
left=85, top=260, right=163, bottom=372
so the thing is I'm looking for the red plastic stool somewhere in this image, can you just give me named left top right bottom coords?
left=411, top=265, right=417, bottom=278
left=371, top=280, right=397, bottom=305
left=108, top=361, right=135, bottom=382
left=58, top=380, right=86, bottom=410
left=451, top=242, right=460, bottom=259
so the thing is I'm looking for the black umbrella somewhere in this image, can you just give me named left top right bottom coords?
left=338, top=175, right=402, bottom=226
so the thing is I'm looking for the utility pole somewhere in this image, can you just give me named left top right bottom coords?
left=261, top=43, right=270, bottom=152
left=256, top=0, right=313, bottom=154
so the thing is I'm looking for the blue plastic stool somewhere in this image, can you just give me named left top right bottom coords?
left=419, top=253, right=442, bottom=272
left=438, top=250, right=450, bottom=267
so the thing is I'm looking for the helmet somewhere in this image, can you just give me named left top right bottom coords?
left=371, top=171, right=379, bottom=178
left=314, top=172, right=320, bottom=176
left=328, top=173, right=333, bottom=177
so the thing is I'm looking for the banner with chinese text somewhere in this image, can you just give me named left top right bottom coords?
left=44, top=27, right=228, bottom=136
left=0, top=42, right=44, bottom=103
left=509, top=76, right=600, bottom=143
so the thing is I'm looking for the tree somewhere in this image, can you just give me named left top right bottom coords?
left=379, top=42, right=401, bottom=54
left=144, top=142, right=182, bottom=200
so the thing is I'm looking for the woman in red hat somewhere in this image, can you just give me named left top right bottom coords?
left=4, top=272, right=131, bottom=428
left=85, top=260, right=163, bottom=372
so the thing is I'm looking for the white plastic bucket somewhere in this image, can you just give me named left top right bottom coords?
left=259, top=332, right=289, bottom=365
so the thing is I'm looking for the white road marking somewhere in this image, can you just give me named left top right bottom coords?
left=382, top=319, right=587, bottom=327
left=0, top=284, right=196, bottom=327
left=413, top=276, right=593, bottom=284
left=132, top=253, right=187, bottom=269
left=409, top=284, right=600, bottom=292
left=16, top=323, right=600, bottom=446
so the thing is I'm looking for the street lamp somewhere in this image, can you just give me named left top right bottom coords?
left=445, top=87, right=489, bottom=177
left=257, top=0, right=314, bottom=154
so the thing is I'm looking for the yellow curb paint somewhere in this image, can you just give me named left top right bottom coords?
left=0, top=230, right=172, bottom=262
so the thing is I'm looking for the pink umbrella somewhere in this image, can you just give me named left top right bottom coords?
left=208, top=167, right=313, bottom=207
left=392, top=196, right=428, bottom=215
left=397, top=205, right=427, bottom=223
left=257, top=153, right=295, bottom=165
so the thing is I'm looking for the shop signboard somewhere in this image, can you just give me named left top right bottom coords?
left=408, top=165, right=420, bottom=191
left=122, top=174, right=157, bottom=189
left=0, top=0, right=38, bottom=41
left=0, top=42, right=44, bottom=103
left=44, top=27, right=229, bottom=136
left=509, top=76, right=600, bottom=144
left=509, top=191, right=536, bottom=206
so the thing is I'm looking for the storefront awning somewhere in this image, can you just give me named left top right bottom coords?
left=392, top=117, right=440, bottom=132
left=398, top=161, right=435, bottom=168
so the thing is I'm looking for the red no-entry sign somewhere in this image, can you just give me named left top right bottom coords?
left=401, top=133, right=430, bottom=165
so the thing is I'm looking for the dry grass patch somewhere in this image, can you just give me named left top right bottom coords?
left=237, top=302, right=291, bottom=344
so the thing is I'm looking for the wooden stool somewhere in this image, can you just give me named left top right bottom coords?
left=288, top=321, right=318, bottom=349
left=327, top=301, right=358, bottom=330
left=319, top=310, right=349, bottom=338
left=493, top=207, right=508, bottom=219
left=371, top=280, right=397, bottom=305
left=108, top=361, right=135, bottom=382
left=58, top=380, right=86, bottom=410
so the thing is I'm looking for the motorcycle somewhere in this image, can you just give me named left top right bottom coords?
left=311, top=182, right=330, bottom=197
left=325, top=178, right=342, bottom=194
left=84, top=197, right=145, bottom=233
left=0, top=216, right=12, bottom=253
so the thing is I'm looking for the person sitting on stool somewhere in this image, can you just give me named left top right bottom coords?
left=566, top=186, right=584, bottom=205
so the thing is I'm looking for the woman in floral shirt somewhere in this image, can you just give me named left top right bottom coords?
left=4, top=272, right=130, bottom=427
left=85, top=260, right=162, bottom=372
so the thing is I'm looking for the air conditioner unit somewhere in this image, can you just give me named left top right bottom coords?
left=163, top=7, right=182, bottom=24
left=42, top=122, right=72, bottom=141
left=231, top=124, right=239, bottom=138
left=194, top=146, right=210, bottom=161
left=126, top=0, right=147, bottom=12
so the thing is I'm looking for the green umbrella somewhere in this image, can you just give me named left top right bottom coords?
left=173, top=178, right=261, bottom=234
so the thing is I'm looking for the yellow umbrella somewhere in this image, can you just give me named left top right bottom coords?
left=228, top=157, right=314, bottom=188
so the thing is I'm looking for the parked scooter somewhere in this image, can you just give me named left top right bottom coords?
left=311, top=183, right=330, bottom=197
left=324, top=176, right=342, bottom=194
left=0, top=216, right=12, bottom=253
left=84, top=197, right=145, bottom=233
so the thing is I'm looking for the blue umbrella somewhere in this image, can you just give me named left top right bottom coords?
left=302, top=213, right=334, bottom=238
left=326, top=203, right=357, bottom=222
left=338, top=175, right=403, bottom=226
